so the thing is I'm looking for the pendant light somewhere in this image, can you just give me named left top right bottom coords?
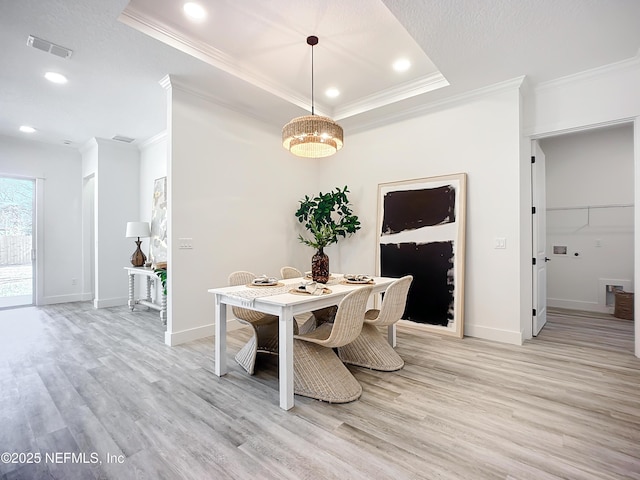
left=282, top=36, right=343, bottom=158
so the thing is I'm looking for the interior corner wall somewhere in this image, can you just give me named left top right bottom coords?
left=0, top=134, right=83, bottom=305
left=635, top=116, right=640, bottom=358
left=166, top=85, right=318, bottom=345
left=90, top=138, right=141, bottom=308
left=316, top=87, right=525, bottom=345
left=541, top=125, right=634, bottom=314
left=139, top=133, right=167, bottom=258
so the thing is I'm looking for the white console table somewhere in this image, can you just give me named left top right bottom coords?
left=124, top=266, right=166, bottom=324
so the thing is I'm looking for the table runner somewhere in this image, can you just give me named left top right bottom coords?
left=225, top=284, right=293, bottom=307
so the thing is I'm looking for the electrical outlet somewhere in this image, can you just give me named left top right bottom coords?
left=71, top=278, right=77, bottom=285
left=494, top=237, right=507, bottom=249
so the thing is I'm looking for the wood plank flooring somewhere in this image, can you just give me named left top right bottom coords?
left=1, top=303, right=639, bottom=479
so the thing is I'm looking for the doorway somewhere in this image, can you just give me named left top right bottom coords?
left=0, top=176, right=35, bottom=308
left=532, top=124, right=635, bottom=344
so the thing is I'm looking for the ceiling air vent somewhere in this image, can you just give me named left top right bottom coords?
left=27, top=35, right=73, bottom=59
left=112, top=135, right=136, bottom=144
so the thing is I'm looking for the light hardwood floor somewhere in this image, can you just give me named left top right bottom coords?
left=1, top=303, right=639, bottom=479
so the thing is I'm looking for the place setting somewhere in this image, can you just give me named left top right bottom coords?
left=246, top=275, right=284, bottom=288
left=340, top=274, right=376, bottom=285
left=290, top=280, right=332, bottom=296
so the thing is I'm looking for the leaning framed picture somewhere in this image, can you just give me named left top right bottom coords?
left=376, top=173, right=467, bottom=338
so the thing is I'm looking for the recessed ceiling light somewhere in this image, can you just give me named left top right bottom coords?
left=44, top=72, right=68, bottom=84
left=183, top=2, right=207, bottom=21
left=325, top=88, right=340, bottom=98
left=19, top=126, right=36, bottom=133
left=392, top=58, right=411, bottom=72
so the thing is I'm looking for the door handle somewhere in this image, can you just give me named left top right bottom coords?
left=544, top=257, right=550, bottom=262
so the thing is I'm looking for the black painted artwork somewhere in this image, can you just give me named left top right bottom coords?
left=381, top=185, right=456, bottom=235
left=380, top=241, right=454, bottom=326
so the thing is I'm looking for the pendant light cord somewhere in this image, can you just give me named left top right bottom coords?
left=307, top=35, right=318, bottom=116
left=310, top=41, right=315, bottom=115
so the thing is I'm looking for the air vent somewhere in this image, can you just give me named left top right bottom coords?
left=27, top=35, right=73, bottom=59
left=112, top=135, right=135, bottom=144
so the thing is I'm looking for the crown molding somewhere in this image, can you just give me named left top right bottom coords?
left=79, top=137, right=99, bottom=155
left=162, top=76, right=273, bottom=126
left=535, top=55, right=640, bottom=92
left=348, top=76, right=526, bottom=134
left=334, top=73, right=450, bottom=120
left=139, top=131, right=167, bottom=149
left=524, top=118, right=635, bottom=140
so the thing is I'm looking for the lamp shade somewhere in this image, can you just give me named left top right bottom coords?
left=282, top=115, right=344, bottom=158
left=125, top=221, right=150, bottom=238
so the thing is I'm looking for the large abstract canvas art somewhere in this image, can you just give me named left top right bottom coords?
left=377, top=173, right=467, bottom=337
left=149, top=176, right=167, bottom=267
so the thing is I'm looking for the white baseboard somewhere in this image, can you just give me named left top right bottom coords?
left=164, top=318, right=243, bottom=346
left=548, top=298, right=613, bottom=314
left=165, top=323, right=216, bottom=346
left=463, top=324, right=523, bottom=345
left=93, top=297, right=128, bottom=309
left=40, top=294, right=86, bottom=305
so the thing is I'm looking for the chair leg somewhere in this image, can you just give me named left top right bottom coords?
left=235, top=332, right=258, bottom=375
left=294, top=340, right=362, bottom=403
left=338, top=323, right=404, bottom=372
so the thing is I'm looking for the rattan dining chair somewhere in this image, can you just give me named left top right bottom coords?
left=228, top=271, right=296, bottom=375
left=280, top=266, right=303, bottom=279
left=293, top=285, right=373, bottom=403
left=338, top=275, right=413, bottom=371
left=280, top=266, right=337, bottom=333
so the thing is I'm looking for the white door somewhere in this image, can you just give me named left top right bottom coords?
left=532, top=141, right=548, bottom=335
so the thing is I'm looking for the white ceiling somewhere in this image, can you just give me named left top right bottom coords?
left=1, top=0, right=639, bottom=149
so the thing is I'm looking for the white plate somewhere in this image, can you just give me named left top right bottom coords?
left=252, top=280, right=278, bottom=286
left=343, top=274, right=372, bottom=283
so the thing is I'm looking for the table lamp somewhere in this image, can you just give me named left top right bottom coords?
left=126, top=221, right=150, bottom=267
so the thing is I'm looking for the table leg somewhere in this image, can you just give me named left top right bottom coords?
left=160, top=292, right=167, bottom=325
left=279, top=305, right=294, bottom=410
left=214, top=296, right=227, bottom=376
left=128, top=273, right=135, bottom=311
left=145, top=276, right=152, bottom=302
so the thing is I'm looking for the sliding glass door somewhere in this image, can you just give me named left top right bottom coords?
left=0, top=176, right=34, bottom=308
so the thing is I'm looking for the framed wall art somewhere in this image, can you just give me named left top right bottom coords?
left=377, top=173, right=467, bottom=338
left=149, top=176, right=167, bottom=267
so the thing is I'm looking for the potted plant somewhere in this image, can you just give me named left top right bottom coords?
left=295, top=186, right=361, bottom=283
left=154, top=264, right=167, bottom=296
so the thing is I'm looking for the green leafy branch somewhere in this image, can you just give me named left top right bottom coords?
left=295, top=186, right=361, bottom=249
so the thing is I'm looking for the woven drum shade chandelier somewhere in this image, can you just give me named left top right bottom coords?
left=282, top=36, right=343, bottom=158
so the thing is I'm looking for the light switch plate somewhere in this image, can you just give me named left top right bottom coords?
left=494, top=237, right=507, bottom=249
left=178, top=238, right=193, bottom=249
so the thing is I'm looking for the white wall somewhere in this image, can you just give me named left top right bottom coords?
left=165, top=80, right=318, bottom=345
left=0, top=135, right=84, bottom=304
left=525, top=57, right=640, bottom=137
left=541, top=125, right=634, bottom=313
left=318, top=85, right=526, bottom=344
left=82, top=138, right=141, bottom=308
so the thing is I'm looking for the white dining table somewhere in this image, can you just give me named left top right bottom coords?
left=208, top=275, right=397, bottom=410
